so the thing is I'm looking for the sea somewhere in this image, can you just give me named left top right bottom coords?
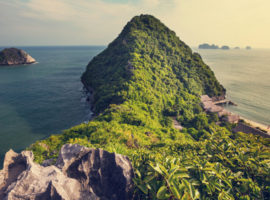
left=196, top=48, right=270, bottom=127
left=0, top=46, right=105, bottom=167
left=0, top=46, right=269, bottom=167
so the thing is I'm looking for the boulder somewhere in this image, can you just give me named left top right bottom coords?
left=0, top=144, right=134, bottom=200
left=0, top=48, right=36, bottom=66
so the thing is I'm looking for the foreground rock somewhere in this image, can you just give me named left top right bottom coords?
left=0, top=144, right=134, bottom=200
left=0, top=48, right=36, bottom=66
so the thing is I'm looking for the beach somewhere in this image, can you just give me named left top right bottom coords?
left=239, top=117, right=270, bottom=134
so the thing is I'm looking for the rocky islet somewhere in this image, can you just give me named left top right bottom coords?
left=0, top=48, right=36, bottom=66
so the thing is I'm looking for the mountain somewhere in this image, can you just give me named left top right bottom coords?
left=27, top=15, right=270, bottom=199
left=0, top=48, right=36, bottom=66
left=82, top=15, right=225, bottom=114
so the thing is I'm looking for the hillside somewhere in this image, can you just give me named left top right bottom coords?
left=30, top=15, right=269, bottom=199
left=81, top=15, right=225, bottom=114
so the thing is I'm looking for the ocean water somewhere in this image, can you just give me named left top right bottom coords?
left=0, top=46, right=105, bottom=166
left=196, top=48, right=270, bottom=126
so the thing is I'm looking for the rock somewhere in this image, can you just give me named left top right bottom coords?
left=0, top=144, right=134, bottom=200
left=41, top=158, right=55, bottom=167
left=0, top=48, right=36, bottom=66
left=56, top=143, right=89, bottom=170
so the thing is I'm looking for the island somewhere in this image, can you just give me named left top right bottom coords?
left=199, top=43, right=231, bottom=50
left=221, top=45, right=230, bottom=50
left=198, top=43, right=219, bottom=49
left=1, top=15, right=269, bottom=200
left=0, top=48, right=36, bottom=66
left=246, top=46, right=252, bottom=50
left=234, top=46, right=240, bottom=49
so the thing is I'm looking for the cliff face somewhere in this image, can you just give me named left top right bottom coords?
left=0, top=144, right=134, bottom=200
left=0, top=48, right=36, bottom=66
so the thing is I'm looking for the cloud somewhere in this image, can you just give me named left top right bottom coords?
left=0, top=0, right=269, bottom=47
left=21, top=0, right=77, bottom=21
left=12, top=0, right=133, bottom=22
left=14, top=0, right=167, bottom=22
left=0, top=0, right=175, bottom=45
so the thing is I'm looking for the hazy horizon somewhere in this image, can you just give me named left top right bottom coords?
left=1, top=0, right=270, bottom=48
left=1, top=45, right=270, bottom=50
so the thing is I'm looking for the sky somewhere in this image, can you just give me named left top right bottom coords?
left=0, top=0, right=269, bottom=48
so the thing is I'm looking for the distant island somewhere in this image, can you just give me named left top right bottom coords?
left=0, top=48, right=36, bottom=66
left=198, top=43, right=219, bottom=49
left=199, top=44, right=252, bottom=50
left=221, top=45, right=230, bottom=50
left=199, top=43, right=230, bottom=50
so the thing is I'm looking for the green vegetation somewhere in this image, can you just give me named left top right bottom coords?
left=29, top=15, right=270, bottom=199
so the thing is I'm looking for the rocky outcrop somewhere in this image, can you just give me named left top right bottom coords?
left=0, top=48, right=36, bottom=66
left=0, top=144, right=134, bottom=200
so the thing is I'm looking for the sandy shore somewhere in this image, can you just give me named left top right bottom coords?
left=218, top=97, right=270, bottom=135
left=239, top=116, right=270, bottom=134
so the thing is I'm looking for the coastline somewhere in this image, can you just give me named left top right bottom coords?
left=238, top=116, right=270, bottom=134
left=222, top=106, right=270, bottom=137
left=201, top=95, right=270, bottom=137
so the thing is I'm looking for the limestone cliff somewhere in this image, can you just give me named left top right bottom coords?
left=0, top=144, right=134, bottom=200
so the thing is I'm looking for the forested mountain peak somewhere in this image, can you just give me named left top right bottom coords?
left=82, top=14, right=225, bottom=114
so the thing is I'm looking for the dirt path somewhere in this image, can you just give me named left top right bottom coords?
left=172, top=117, right=183, bottom=130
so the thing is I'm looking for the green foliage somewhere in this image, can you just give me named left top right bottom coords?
left=81, top=15, right=225, bottom=114
left=29, top=15, right=270, bottom=199
left=133, top=129, right=270, bottom=199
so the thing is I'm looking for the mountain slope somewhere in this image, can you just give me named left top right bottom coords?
left=30, top=15, right=269, bottom=199
left=81, top=14, right=225, bottom=114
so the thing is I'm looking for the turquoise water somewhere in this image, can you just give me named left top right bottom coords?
left=0, top=46, right=105, bottom=166
left=196, top=48, right=270, bottom=126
